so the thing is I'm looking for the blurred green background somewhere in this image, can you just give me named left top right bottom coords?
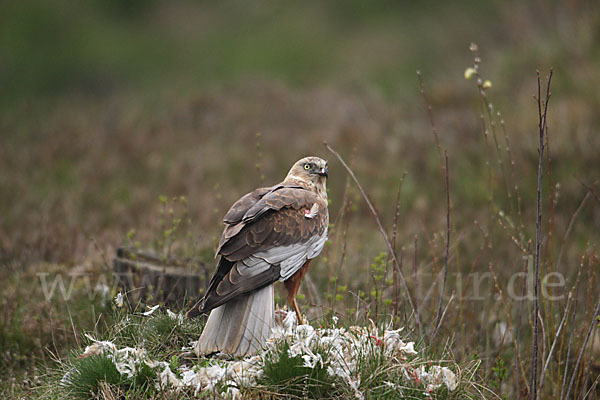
left=1, top=0, right=502, bottom=103
left=6, top=0, right=596, bottom=105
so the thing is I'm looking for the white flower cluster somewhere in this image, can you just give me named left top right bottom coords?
left=75, top=334, right=158, bottom=379
left=266, top=312, right=456, bottom=399
left=64, top=308, right=458, bottom=398
left=174, top=357, right=262, bottom=398
left=64, top=333, right=260, bottom=398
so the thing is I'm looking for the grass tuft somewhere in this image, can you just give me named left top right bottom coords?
left=259, top=341, right=338, bottom=399
left=63, top=354, right=122, bottom=399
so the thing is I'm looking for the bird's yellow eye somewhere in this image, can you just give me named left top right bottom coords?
left=304, top=163, right=311, bottom=170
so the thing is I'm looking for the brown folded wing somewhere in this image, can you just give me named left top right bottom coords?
left=194, top=185, right=328, bottom=314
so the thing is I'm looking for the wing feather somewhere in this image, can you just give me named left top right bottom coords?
left=222, top=185, right=278, bottom=224
left=194, top=185, right=328, bottom=314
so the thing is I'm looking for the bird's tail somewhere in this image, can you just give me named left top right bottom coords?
left=195, top=285, right=274, bottom=357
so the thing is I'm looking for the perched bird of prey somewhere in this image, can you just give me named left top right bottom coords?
left=187, top=156, right=329, bottom=357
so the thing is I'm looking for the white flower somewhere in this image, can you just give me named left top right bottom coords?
left=167, top=309, right=184, bottom=325
left=439, top=366, right=458, bottom=391
left=282, top=310, right=297, bottom=332
left=59, top=371, right=72, bottom=386
left=142, top=304, right=160, bottom=316
left=226, top=382, right=240, bottom=399
left=423, top=366, right=458, bottom=392
left=382, top=328, right=417, bottom=355
left=398, top=341, right=417, bottom=355
left=115, top=292, right=124, bottom=308
left=157, top=363, right=183, bottom=389
left=79, top=342, right=105, bottom=358
left=180, top=367, right=202, bottom=393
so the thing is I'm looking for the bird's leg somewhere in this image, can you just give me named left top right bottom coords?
left=291, top=297, right=304, bottom=325
left=284, top=260, right=312, bottom=326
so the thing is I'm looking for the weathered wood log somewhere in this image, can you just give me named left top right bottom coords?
left=113, top=247, right=209, bottom=307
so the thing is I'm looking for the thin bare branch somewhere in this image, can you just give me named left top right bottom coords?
left=433, top=151, right=451, bottom=336
left=325, top=142, right=423, bottom=335
left=577, top=178, right=600, bottom=205
left=391, top=173, right=407, bottom=318
left=530, top=68, right=553, bottom=400
left=538, top=292, right=572, bottom=396
left=565, top=294, right=600, bottom=399
left=416, top=70, right=443, bottom=164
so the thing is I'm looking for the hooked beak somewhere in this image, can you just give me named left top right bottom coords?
left=317, top=166, right=328, bottom=177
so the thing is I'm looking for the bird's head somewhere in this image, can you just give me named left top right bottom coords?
left=285, top=156, right=328, bottom=197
